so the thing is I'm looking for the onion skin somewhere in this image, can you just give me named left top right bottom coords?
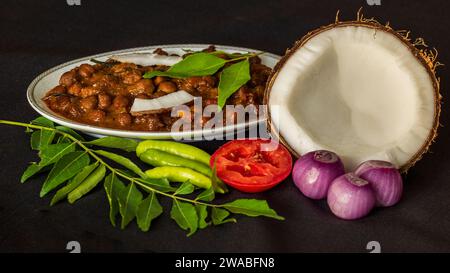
left=355, top=160, right=403, bottom=207
left=327, top=173, right=376, bottom=220
left=293, top=150, right=345, bottom=200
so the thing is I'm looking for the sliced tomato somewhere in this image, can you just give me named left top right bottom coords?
left=210, top=139, right=293, bottom=193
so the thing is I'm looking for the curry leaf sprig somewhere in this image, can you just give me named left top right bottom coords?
left=0, top=117, right=284, bottom=236
left=143, top=51, right=261, bottom=109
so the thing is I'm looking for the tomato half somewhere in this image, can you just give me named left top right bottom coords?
left=210, top=139, right=293, bottom=193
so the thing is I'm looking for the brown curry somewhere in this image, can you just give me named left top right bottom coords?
left=43, top=46, right=271, bottom=131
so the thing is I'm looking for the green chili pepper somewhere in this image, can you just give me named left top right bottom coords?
left=136, top=140, right=211, bottom=166
left=145, top=166, right=211, bottom=189
left=68, top=165, right=106, bottom=204
left=140, top=149, right=212, bottom=177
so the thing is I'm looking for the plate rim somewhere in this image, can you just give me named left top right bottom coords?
left=27, top=44, right=281, bottom=139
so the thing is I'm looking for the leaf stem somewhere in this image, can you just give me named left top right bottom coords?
left=225, top=56, right=249, bottom=63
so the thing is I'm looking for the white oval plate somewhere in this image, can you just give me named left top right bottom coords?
left=27, top=44, right=280, bottom=140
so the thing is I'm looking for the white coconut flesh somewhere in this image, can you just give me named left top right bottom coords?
left=269, top=25, right=436, bottom=170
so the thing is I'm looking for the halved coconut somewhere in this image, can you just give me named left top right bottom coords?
left=265, top=19, right=441, bottom=172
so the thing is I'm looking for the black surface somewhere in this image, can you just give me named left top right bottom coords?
left=1, top=0, right=449, bottom=253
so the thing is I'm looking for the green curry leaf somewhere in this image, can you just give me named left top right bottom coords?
left=67, top=165, right=106, bottom=204
left=222, top=199, right=285, bottom=220
left=40, top=151, right=90, bottom=197
left=196, top=204, right=209, bottom=229
left=55, top=126, right=85, bottom=141
left=174, top=181, right=195, bottom=195
left=217, top=59, right=251, bottom=109
left=118, top=182, right=143, bottom=229
left=50, top=162, right=99, bottom=206
left=137, top=192, right=163, bottom=232
left=143, top=52, right=226, bottom=79
left=195, top=187, right=215, bottom=202
left=104, top=172, right=126, bottom=227
left=31, top=130, right=55, bottom=150
left=31, top=117, right=54, bottom=128
left=86, top=137, right=138, bottom=152
left=211, top=207, right=236, bottom=225
left=170, top=200, right=198, bottom=236
left=95, top=150, right=146, bottom=178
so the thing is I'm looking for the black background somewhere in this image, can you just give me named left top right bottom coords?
left=1, top=0, right=449, bottom=253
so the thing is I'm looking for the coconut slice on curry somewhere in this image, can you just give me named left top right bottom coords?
left=130, top=90, right=195, bottom=115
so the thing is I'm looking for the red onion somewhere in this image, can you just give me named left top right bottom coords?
left=327, top=173, right=376, bottom=220
left=355, top=160, right=403, bottom=207
left=292, top=150, right=345, bottom=199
